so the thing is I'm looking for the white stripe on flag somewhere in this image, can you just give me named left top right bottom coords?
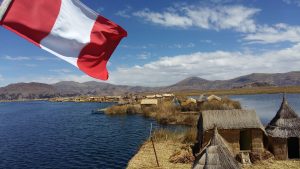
left=40, top=0, right=97, bottom=67
left=0, top=0, right=13, bottom=21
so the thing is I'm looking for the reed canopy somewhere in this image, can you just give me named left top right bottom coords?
left=266, top=96, right=300, bottom=138
left=193, top=127, right=241, bottom=169
left=140, top=99, right=158, bottom=105
left=199, top=110, right=265, bottom=132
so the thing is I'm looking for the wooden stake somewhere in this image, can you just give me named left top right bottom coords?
left=150, top=123, right=160, bottom=167
left=151, top=136, right=160, bottom=167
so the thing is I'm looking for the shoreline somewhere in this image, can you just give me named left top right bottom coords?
left=176, top=86, right=300, bottom=96
left=2, top=86, right=300, bottom=103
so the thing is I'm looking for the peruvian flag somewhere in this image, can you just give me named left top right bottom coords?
left=0, top=0, right=127, bottom=80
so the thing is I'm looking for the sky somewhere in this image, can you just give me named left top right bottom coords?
left=1, top=0, right=300, bottom=87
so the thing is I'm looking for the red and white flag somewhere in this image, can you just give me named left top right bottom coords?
left=0, top=0, right=127, bottom=80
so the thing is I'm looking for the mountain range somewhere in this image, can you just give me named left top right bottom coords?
left=1, top=71, right=300, bottom=100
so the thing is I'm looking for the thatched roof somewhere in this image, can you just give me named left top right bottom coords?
left=193, top=127, right=241, bottom=169
left=146, top=95, right=156, bottom=99
left=187, top=98, right=197, bottom=104
left=200, top=110, right=265, bottom=132
left=207, top=95, right=222, bottom=101
left=266, top=95, right=300, bottom=138
left=146, top=94, right=163, bottom=98
left=162, top=93, right=174, bottom=97
left=140, top=99, right=158, bottom=105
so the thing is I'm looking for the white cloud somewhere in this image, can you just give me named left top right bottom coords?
left=108, top=43, right=300, bottom=87
left=2, top=55, right=60, bottom=61
left=137, top=52, right=151, bottom=60
left=3, top=55, right=30, bottom=61
left=19, top=74, right=95, bottom=85
left=121, top=44, right=149, bottom=49
left=36, top=57, right=59, bottom=61
left=49, top=69, right=72, bottom=73
left=133, top=5, right=259, bottom=32
left=134, top=8, right=193, bottom=28
left=3, top=44, right=300, bottom=87
left=244, top=23, right=300, bottom=44
left=96, top=7, right=104, bottom=13
left=116, top=6, right=132, bottom=18
left=282, top=0, right=300, bottom=6
left=24, top=64, right=37, bottom=67
left=169, top=43, right=195, bottom=49
left=133, top=4, right=300, bottom=44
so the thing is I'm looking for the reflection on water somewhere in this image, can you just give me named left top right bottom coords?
left=230, top=93, right=300, bottom=124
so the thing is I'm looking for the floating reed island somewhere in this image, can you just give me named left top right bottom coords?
left=105, top=94, right=241, bottom=126
left=126, top=94, right=300, bottom=169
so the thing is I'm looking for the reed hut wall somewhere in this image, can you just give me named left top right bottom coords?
left=203, top=130, right=239, bottom=155
left=268, top=137, right=288, bottom=160
left=202, top=129, right=264, bottom=156
left=251, top=129, right=264, bottom=153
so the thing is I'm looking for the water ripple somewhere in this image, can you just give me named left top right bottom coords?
left=0, top=101, right=174, bottom=169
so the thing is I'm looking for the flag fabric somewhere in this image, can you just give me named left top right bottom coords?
left=0, top=0, right=127, bottom=80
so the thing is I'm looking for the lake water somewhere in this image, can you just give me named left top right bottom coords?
left=0, top=101, right=169, bottom=169
left=1, top=94, right=300, bottom=168
left=230, top=93, right=300, bottom=124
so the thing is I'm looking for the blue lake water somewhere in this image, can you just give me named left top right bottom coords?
left=0, top=101, right=169, bottom=169
left=1, top=94, right=300, bottom=168
left=230, top=93, right=300, bottom=124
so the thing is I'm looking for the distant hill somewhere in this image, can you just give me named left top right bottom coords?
left=52, top=81, right=154, bottom=96
left=0, top=82, right=58, bottom=100
left=165, top=71, right=300, bottom=91
left=1, top=71, right=300, bottom=100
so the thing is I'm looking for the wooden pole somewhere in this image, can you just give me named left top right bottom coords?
left=151, top=136, right=160, bottom=167
left=0, top=0, right=12, bottom=21
left=149, top=123, right=160, bottom=167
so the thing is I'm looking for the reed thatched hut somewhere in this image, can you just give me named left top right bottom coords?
left=162, top=93, right=174, bottom=101
left=197, top=110, right=265, bottom=158
left=265, top=95, right=300, bottom=160
left=207, top=95, right=222, bottom=102
left=140, top=99, right=158, bottom=109
left=193, top=127, right=241, bottom=169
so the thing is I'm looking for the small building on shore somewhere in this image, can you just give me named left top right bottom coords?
left=140, top=99, right=158, bottom=109
left=207, top=95, right=222, bottom=102
left=187, top=97, right=197, bottom=104
left=265, top=95, right=300, bottom=160
left=197, top=109, right=265, bottom=159
left=146, top=94, right=163, bottom=99
left=162, top=93, right=175, bottom=101
left=193, top=127, right=241, bottom=169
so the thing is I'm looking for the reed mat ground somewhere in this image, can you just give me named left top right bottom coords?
left=243, top=159, right=300, bottom=169
left=127, top=141, right=192, bottom=169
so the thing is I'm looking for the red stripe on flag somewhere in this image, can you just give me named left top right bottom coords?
left=77, top=16, right=127, bottom=80
left=1, top=0, right=61, bottom=46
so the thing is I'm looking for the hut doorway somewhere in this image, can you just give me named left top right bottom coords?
left=288, top=137, right=299, bottom=159
left=240, top=130, right=251, bottom=150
